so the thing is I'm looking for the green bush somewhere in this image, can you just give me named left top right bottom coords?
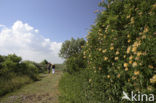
left=0, top=54, right=45, bottom=96
left=65, top=53, right=86, bottom=74
left=59, top=0, right=156, bottom=103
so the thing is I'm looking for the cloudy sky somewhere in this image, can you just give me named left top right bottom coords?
left=0, top=0, right=101, bottom=63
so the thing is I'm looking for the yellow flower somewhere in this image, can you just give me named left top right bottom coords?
left=127, top=46, right=131, bottom=54
left=83, top=56, right=86, bottom=58
left=128, top=39, right=131, bottom=43
left=128, top=78, right=130, bottom=82
left=123, top=55, right=126, bottom=58
left=130, top=17, right=134, bottom=24
left=102, top=49, right=107, bottom=53
left=150, top=75, right=156, bottom=84
left=135, top=57, right=140, bottom=61
left=124, top=63, right=128, bottom=67
left=132, top=76, right=137, bottom=80
left=143, top=26, right=149, bottom=33
left=115, top=57, right=119, bottom=60
left=127, top=15, right=131, bottom=19
left=129, top=55, right=133, bottom=60
left=148, top=65, right=154, bottom=69
left=99, top=48, right=102, bottom=51
left=129, top=60, right=132, bottom=64
left=104, top=57, right=108, bottom=61
left=137, top=52, right=142, bottom=57
left=110, top=46, right=114, bottom=50
left=89, top=79, right=92, bottom=83
left=132, top=62, right=137, bottom=67
left=134, top=71, right=140, bottom=75
left=142, top=35, right=146, bottom=39
left=99, top=67, right=102, bottom=70
left=107, top=75, right=110, bottom=78
left=138, top=12, right=142, bottom=16
left=147, top=86, right=153, bottom=91
left=152, top=3, right=156, bottom=9
left=125, top=67, right=128, bottom=71
left=104, top=35, right=106, bottom=39
left=127, top=34, right=130, bottom=38
left=132, top=47, right=137, bottom=53
left=116, top=51, right=119, bottom=55
left=117, top=74, right=120, bottom=78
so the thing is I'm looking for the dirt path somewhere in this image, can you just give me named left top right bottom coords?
left=0, top=71, right=62, bottom=103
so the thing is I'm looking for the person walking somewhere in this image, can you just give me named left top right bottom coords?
left=52, top=64, right=55, bottom=74
left=47, top=62, right=51, bottom=73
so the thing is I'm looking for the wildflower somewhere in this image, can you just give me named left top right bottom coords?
left=104, top=35, right=106, bottom=38
left=107, top=75, right=110, bottom=78
left=129, top=60, right=132, bottom=64
left=143, top=26, right=149, bottom=33
left=127, top=34, right=130, bottom=38
left=123, top=55, right=126, bottom=58
left=132, top=76, right=136, bottom=80
left=127, top=15, right=131, bottom=19
left=117, top=74, right=120, bottom=78
left=125, top=67, right=128, bottom=71
left=129, top=55, right=133, bottom=60
left=89, top=79, right=92, bottom=83
left=132, top=62, right=137, bottom=67
left=102, top=49, right=107, bottom=53
left=124, top=63, right=128, bottom=67
left=148, top=65, right=154, bottom=69
left=99, top=48, right=102, bottom=51
left=137, top=52, right=142, bottom=57
left=115, top=57, right=119, bottom=60
left=104, top=57, right=108, bottom=61
left=99, top=67, right=102, bottom=70
left=135, top=57, right=140, bottom=61
left=130, top=17, right=134, bottom=24
left=116, top=51, right=119, bottom=55
left=128, top=39, right=131, bottom=43
left=147, top=86, right=153, bottom=91
left=134, top=71, right=140, bottom=75
left=141, top=35, right=146, bottom=39
left=150, top=75, right=156, bottom=84
left=110, top=46, right=114, bottom=50
left=127, top=46, right=131, bottom=54
left=132, top=47, right=137, bottom=53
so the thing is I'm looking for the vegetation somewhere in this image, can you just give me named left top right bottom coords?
left=0, top=54, right=47, bottom=96
left=59, top=0, right=156, bottom=103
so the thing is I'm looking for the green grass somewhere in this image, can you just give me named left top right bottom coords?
left=0, top=70, right=63, bottom=103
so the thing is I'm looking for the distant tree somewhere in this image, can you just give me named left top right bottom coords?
left=59, top=38, right=86, bottom=59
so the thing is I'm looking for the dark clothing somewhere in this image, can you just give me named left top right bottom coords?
left=47, top=63, right=51, bottom=73
left=52, top=65, right=55, bottom=69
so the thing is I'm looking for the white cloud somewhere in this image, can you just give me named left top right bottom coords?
left=0, top=20, right=64, bottom=63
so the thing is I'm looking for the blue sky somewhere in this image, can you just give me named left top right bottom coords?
left=0, top=0, right=102, bottom=63
left=0, top=0, right=101, bottom=42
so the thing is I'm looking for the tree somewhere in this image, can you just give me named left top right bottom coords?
left=59, top=38, right=86, bottom=59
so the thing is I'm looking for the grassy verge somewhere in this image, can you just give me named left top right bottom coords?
left=0, top=70, right=62, bottom=103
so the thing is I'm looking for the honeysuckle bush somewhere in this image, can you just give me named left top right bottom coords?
left=83, top=0, right=156, bottom=102
left=59, top=0, right=156, bottom=102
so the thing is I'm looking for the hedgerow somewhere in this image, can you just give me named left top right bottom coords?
left=59, top=0, right=156, bottom=103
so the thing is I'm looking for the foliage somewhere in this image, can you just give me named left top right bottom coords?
left=59, top=38, right=86, bottom=59
left=59, top=0, right=156, bottom=102
left=0, top=54, right=46, bottom=96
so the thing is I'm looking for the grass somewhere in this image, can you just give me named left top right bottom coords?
left=0, top=70, right=63, bottom=103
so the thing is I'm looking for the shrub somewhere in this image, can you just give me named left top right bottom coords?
left=59, top=0, right=156, bottom=102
